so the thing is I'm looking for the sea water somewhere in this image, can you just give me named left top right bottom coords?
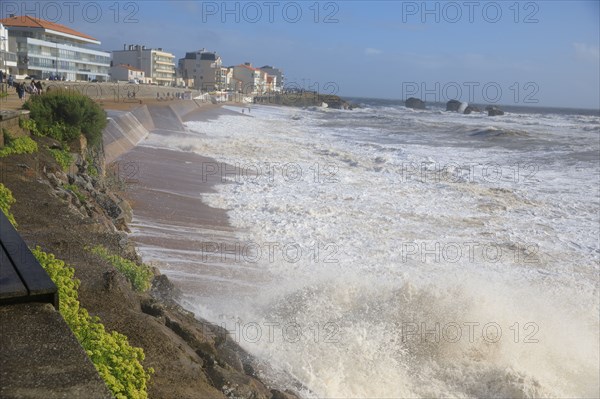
left=131, top=100, right=599, bottom=398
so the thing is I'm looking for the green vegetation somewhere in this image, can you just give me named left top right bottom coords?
left=86, top=154, right=99, bottom=177
left=23, top=90, right=107, bottom=146
left=64, top=184, right=86, bottom=203
left=89, top=245, right=154, bottom=292
left=33, top=247, right=153, bottom=399
left=0, top=183, right=17, bottom=227
left=48, top=146, right=74, bottom=171
left=0, top=130, right=38, bottom=158
left=19, top=118, right=41, bottom=136
left=1, top=184, right=151, bottom=398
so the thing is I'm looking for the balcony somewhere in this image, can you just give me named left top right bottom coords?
left=0, top=51, right=18, bottom=63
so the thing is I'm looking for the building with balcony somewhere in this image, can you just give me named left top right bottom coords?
left=258, top=65, right=283, bottom=92
left=0, top=23, right=17, bottom=75
left=233, top=62, right=277, bottom=95
left=112, top=44, right=176, bottom=86
left=0, top=15, right=110, bottom=81
left=178, top=49, right=223, bottom=91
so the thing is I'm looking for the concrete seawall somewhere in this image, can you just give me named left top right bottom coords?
left=103, top=100, right=211, bottom=164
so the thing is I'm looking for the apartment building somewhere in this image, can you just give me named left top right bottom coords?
left=0, top=15, right=110, bottom=81
left=112, top=44, right=176, bottom=86
left=179, top=49, right=224, bottom=91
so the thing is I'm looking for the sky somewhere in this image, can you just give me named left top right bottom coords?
left=2, top=1, right=599, bottom=109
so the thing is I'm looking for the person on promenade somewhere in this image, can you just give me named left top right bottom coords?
left=35, top=80, right=43, bottom=94
left=16, top=82, right=25, bottom=101
left=28, top=80, right=38, bottom=95
left=8, top=75, right=13, bottom=87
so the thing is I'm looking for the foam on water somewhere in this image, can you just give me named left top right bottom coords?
left=139, top=104, right=598, bottom=397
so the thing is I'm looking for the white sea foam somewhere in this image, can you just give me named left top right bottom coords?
left=136, top=104, right=598, bottom=397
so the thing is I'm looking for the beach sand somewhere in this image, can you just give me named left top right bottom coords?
left=116, top=104, right=270, bottom=299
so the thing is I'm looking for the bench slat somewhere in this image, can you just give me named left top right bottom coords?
left=0, top=244, right=28, bottom=299
left=0, top=212, right=57, bottom=306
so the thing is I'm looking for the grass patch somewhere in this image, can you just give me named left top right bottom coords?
left=89, top=245, right=154, bottom=292
left=33, top=247, right=153, bottom=399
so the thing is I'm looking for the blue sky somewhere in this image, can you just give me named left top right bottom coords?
left=4, top=1, right=599, bottom=108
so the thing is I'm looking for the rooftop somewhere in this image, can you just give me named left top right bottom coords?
left=115, top=64, right=145, bottom=73
left=0, top=15, right=98, bottom=42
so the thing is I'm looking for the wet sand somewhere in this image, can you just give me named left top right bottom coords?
left=117, top=105, right=268, bottom=299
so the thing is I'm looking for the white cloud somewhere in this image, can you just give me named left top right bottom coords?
left=365, top=48, right=383, bottom=55
left=574, top=42, right=600, bottom=62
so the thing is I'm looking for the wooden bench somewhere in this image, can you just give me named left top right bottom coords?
left=0, top=212, right=58, bottom=308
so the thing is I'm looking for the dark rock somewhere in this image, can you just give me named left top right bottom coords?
left=405, top=97, right=425, bottom=110
left=95, top=192, right=122, bottom=219
left=47, top=173, right=62, bottom=188
left=103, top=270, right=117, bottom=291
left=446, top=99, right=462, bottom=112
left=140, top=298, right=165, bottom=317
left=205, top=365, right=272, bottom=399
left=486, top=106, right=505, bottom=116
left=271, top=389, right=300, bottom=399
left=114, top=215, right=130, bottom=233
left=464, top=105, right=481, bottom=114
left=151, top=274, right=182, bottom=302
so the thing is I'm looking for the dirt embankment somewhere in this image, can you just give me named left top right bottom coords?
left=0, top=125, right=300, bottom=398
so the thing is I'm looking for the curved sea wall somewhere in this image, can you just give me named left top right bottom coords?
left=102, top=100, right=210, bottom=164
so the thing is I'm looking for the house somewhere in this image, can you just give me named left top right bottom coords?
left=112, top=44, right=176, bottom=86
left=178, top=49, right=223, bottom=91
left=0, top=15, right=110, bottom=81
left=109, top=64, right=146, bottom=83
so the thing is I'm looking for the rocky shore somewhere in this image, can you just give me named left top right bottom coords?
left=0, top=104, right=301, bottom=398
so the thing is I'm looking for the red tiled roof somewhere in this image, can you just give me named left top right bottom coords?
left=238, top=64, right=258, bottom=71
left=0, top=15, right=98, bottom=41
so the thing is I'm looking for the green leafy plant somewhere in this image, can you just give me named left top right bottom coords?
left=86, top=155, right=99, bottom=177
left=0, top=183, right=17, bottom=227
left=23, top=90, right=107, bottom=146
left=89, top=245, right=154, bottom=292
left=32, top=247, right=153, bottom=399
left=0, top=133, right=38, bottom=157
left=48, top=146, right=74, bottom=171
left=19, top=118, right=41, bottom=136
left=64, top=184, right=86, bottom=203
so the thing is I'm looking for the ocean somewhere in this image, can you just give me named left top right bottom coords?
left=126, top=99, right=600, bottom=398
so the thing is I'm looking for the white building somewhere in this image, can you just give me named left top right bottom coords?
left=0, top=23, right=17, bottom=76
left=233, top=63, right=269, bottom=94
left=259, top=65, right=283, bottom=92
left=178, top=49, right=223, bottom=91
left=110, top=64, right=146, bottom=83
left=0, top=15, right=110, bottom=81
left=112, top=44, right=176, bottom=86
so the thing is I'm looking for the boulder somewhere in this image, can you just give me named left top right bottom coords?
left=446, top=99, right=462, bottom=112
left=486, top=106, right=505, bottom=116
left=405, top=97, right=425, bottom=110
left=95, top=192, right=122, bottom=219
left=464, top=105, right=481, bottom=114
